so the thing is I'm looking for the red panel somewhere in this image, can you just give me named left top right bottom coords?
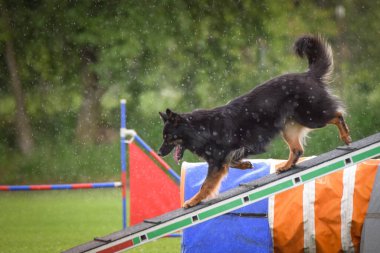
left=150, top=151, right=171, bottom=170
left=97, top=239, right=133, bottom=253
left=129, top=142, right=180, bottom=225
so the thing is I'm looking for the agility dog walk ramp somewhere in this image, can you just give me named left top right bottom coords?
left=64, top=133, right=380, bottom=253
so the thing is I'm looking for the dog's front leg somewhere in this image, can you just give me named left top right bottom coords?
left=183, top=163, right=229, bottom=208
left=276, top=124, right=305, bottom=173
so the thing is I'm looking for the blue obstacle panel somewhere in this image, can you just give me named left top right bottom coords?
left=182, top=161, right=272, bottom=253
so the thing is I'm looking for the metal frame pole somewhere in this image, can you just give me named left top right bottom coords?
left=120, top=99, right=128, bottom=229
left=0, top=182, right=122, bottom=191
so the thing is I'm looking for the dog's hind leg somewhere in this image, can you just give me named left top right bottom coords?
left=328, top=112, right=352, bottom=145
left=230, top=160, right=253, bottom=170
left=276, top=122, right=307, bottom=173
left=183, top=164, right=229, bottom=208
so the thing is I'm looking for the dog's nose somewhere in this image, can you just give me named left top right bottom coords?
left=157, top=150, right=162, bottom=156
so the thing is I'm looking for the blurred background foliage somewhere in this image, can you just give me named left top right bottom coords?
left=0, top=0, right=379, bottom=184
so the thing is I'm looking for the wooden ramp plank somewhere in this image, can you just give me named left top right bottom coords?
left=64, top=133, right=380, bottom=253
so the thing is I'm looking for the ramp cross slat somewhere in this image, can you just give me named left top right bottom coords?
left=64, top=133, right=380, bottom=253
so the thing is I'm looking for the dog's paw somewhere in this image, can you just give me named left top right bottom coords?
left=342, top=134, right=352, bottom=145
left=241, top=161, right=253, bottom=169
left=183, top=199, right=200, bottom=209
left=231, top=161, right=254, bottom=170
left=275, top=163, right=293, bottom=174
left=276, top=167, right=290, bottom=174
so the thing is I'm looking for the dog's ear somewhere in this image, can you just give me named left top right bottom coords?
left=166, top=108, right=174, bottom=118
left=166, top=108, right=183, bottom=125
left=159, top=112, right=168, bottom=122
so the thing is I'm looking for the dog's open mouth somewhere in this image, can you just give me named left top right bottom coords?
left=173, top=145, right=185, bottom=164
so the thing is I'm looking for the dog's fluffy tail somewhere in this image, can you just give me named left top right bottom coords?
left=294, top=35, right=334, bottom=84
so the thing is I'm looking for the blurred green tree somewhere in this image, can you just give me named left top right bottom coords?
left=0, top=0, right=379, bottom=182
left=0, top=1, right=34, bottom=154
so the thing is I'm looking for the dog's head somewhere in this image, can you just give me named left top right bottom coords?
left=158, top=109, right=187, bottom=163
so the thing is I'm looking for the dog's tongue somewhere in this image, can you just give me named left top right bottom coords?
left=173, top=145, right=182, bottom=164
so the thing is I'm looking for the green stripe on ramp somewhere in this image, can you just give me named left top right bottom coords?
left=132, top=237, right=140, bottom=245
left=198, top=199, right=243, bottom=221
left=147, top=218, right=192, bottom=239
left=301, top=160, right=345, bottom=181
left=248, top=180, right=294, bottom=201
left=352, top=146, right=380, bottom=163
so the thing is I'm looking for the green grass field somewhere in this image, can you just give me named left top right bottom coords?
left=0, top=189, right=180, bottom=253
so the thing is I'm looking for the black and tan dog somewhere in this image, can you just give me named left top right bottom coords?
left=158, top=35, right=351, bottom=208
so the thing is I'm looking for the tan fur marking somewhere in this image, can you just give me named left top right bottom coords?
left=327, top=112, right=352, bottom=145
left=183, top=164, right=229, bottom=208
left=230, top=160, right=253, bottom=170
left=276, top=121, right=309, bottom=173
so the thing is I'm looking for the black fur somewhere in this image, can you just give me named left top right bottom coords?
left=158, top=35, right=345, bottom=187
